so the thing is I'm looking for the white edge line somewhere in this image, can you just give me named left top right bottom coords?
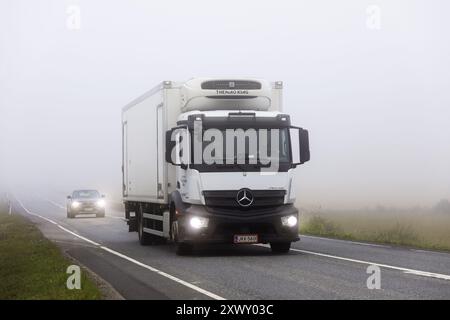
left=57, top=225, right=101, bottom=246
left=101, top=246, right=225, bottom=300
left=45, top=199, right=65, bottom=209
left=300, top=235, right=390, bottom=248
left=14, top=197, right=226, bottom=300
left=281, top=245, right=450, bottom=281
left=410, top=248, right=450, bottom=257
left=16, top=198, right=58, bottom=225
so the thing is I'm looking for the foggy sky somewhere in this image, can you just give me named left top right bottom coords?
left=1, top=0, right=449, bottom=208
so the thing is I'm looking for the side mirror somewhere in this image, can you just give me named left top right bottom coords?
left=165, top=126, right=189, bottom=167
left=290, top=127, right=310, bottom=165
left=165, top=129, right=176, bottom=164
left=101, top=194, right=105, bottom=198
left=67, top=195, right=71, bottom=199
left=299, top=128, right=310, bottom=164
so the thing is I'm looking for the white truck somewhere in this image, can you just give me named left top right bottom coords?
left=122, top=78, right=310, bottom=255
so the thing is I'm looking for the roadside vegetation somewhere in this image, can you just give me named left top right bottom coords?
left=300, top=202, right=450, bottom=251
left=0, top=201, right=102, bottom=299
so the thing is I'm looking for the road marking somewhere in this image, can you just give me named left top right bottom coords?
left=101, top=246, right=225, bottom=300
left=15, top=197, right=226, bottom=300
left=300, top=235, right=390, bottom=248
left=57, top=225, right=101, bottom=246
left=410, top=249, right=450, bottom=256
left=257, top=244, right=450, bottom=281
left=44, top=199, right=66, bottom=209
left=35, top=195, right=66, bottom=209
left=16, top=198, right=58, bottom=225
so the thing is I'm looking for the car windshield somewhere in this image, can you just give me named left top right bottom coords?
left=73, top=190, right=100, bottom=199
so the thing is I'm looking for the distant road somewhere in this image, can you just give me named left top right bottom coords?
left=11, top=194, right=450, bottom=299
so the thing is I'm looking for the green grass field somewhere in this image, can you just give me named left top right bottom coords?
left=0, top=203, right=102, bottom=299
left=300, top=210, right=450, bottom=251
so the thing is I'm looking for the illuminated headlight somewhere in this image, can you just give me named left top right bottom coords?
left=281, top=215, right=298, bottom=227
left=71, top=201, right=80, bottom=209
left=189, top=216, right=209, bottom=229
left=96, top=199, right=106, bottom=208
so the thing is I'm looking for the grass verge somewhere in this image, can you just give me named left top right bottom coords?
left=0, top=209, right=102, bottom=299
left=300, top=213, right=450, bottom=252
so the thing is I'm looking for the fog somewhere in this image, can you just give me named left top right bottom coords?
left=1, top=0, right=449, bottom=208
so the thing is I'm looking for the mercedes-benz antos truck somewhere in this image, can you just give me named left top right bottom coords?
left=122, top=78, right=310, bottom=255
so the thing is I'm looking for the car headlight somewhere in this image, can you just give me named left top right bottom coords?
left=281, top=215, right=297, bottom=227
left=189, top=216, right=209, bottom=229
left=96, top=199, right=106, bottom=208
left=71, top=201, right=80, bottom=209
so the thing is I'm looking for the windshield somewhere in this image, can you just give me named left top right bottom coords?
left=190, top=127, right=291, bottom=172
left=73, top=190, right=100, bottom=199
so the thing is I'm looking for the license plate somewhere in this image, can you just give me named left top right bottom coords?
left=234, top=234, right=258, bottom=244
left=84, top=207, right=93, bottom=211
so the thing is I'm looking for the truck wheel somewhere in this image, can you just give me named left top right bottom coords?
left=171, top=219, right=192, bottom=255
left=67, top=211, right=74, bottom=219
left=137, top=208, right=153, bottom=245
left=270, top=242, right=291, bottom=254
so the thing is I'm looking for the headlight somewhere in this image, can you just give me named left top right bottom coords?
left=281, top=215, right=297, bottom=227
left=96, top=199, right=106, bottom=208
left=71, top=201, right=80, bottom=209
left=189, top=216, right=209, bottom=229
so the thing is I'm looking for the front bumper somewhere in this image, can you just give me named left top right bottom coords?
left=176, top=204, right=299, bottom=244
left=69, top=207, right=105, bottom=214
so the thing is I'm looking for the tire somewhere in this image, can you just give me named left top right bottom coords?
left=171, top=218, right=192, bottom=256
left=270, top=242, right=291, bottom=254
left=137, top=205, right=154, bottom=245
left=67, top=211, right=74, bottom=219
left=96, top=211, right=105, bottom=218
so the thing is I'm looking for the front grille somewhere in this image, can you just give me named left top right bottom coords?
left=80, top=201, right=96, bottom=209
left=203, top=190, right=285, bottom=210
left=201, top=80, right=262, bottom=90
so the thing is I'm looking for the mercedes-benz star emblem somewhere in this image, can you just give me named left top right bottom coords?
left=236, top=188, right=254, bottom=207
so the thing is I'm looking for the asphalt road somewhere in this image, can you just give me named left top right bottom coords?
left=10, top=193, right=450, bottom=300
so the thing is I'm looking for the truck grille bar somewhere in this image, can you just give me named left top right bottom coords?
left=202, top=190, right=285, bottom=209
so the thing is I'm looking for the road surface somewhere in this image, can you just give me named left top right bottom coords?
left=10, top=193, right=450, bottom=300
